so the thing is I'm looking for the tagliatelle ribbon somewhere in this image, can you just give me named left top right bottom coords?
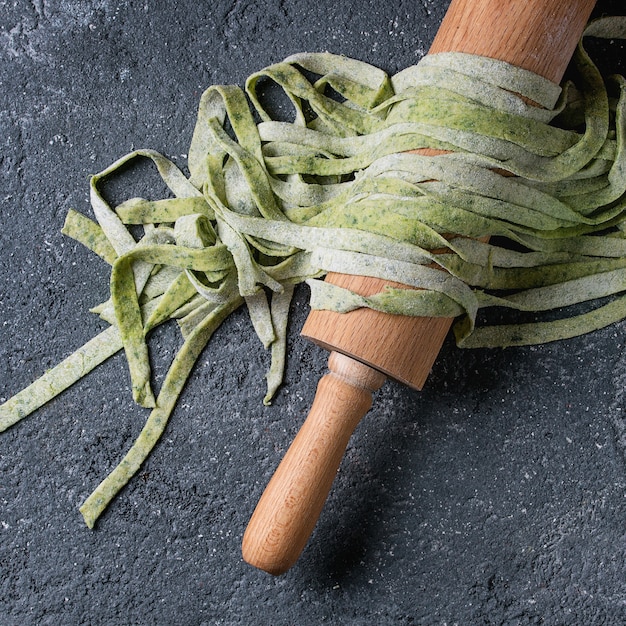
left=2, top=17, right=626, bottom=527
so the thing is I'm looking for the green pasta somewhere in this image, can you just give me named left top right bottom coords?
left=2, top=17, right=626, bottom=527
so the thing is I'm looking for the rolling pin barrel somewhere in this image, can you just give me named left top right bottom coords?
left=242, top=0, right=597, bottom=575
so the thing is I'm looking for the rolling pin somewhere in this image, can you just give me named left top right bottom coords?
left=242, top=0, right=598, bottom=575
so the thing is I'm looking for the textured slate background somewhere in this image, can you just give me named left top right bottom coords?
left=1, top=0, right=625, bottom=624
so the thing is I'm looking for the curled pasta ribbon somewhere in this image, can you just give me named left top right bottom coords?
left=2, top=17, right=626, bottom=526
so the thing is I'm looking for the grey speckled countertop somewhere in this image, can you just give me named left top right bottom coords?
left=1, top=1, right=625, bottom=624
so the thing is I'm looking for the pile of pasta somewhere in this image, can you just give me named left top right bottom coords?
left=2, top=18, right=625, bottom=526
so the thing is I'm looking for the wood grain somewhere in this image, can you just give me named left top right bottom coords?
left=242, top=353, right=385, bottom=575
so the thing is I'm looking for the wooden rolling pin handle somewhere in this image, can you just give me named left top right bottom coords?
left=242, top=352, right=386, bottom=575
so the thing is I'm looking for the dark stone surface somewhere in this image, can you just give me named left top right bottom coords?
left=1, top=1, right=625, bottom=624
